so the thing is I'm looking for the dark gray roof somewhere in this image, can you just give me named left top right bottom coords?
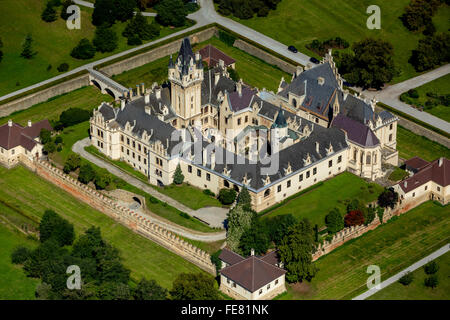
left=338, top=92, right=375, bottom=125
left=331, top=114, right=380, bottom=147
left=99, top=103, right=116, bottom=121
left=201, top=68, right=236, bottom=107
left=228, top=86, right=257, bottom=112
left=176, top=38, right=195, bottom=75
left=272, top=107, right=287, bottom=128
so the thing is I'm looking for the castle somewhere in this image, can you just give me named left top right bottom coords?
left=90, top=38, right=399, bottom=211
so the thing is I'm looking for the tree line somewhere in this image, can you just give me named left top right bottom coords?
left=214, top=0, right=282, bottom=19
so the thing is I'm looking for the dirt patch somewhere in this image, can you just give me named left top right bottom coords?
left=291, top=282, right=313, bottom=296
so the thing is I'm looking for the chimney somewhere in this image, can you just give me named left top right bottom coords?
left=318, top=77, right=325, bottom=86
left=202, top=148, right=208, bottom=166
left=155, top=86, right=161, bottom=100
left=404, top=181, right=407, bottom=188
left=141, top=83, right=145, bottom=94
left=438, top=157, right=443, bottom=167
left=128, top=88, right=133, bottom=99
left=144, top=106, right=151, bottom=115
left=219, top=59, right=224, bottom=69
left=210, top=151, right=216, bottom=170
left=195, top=52, right=200, bottom=61
left=237, top=80, right=242, bottom=97
left=8, top=119, right=12, bottom=127
left=250, top=248, right=255, bottom=256
left=28, top=120, right=32, bottom=127
left=214, top=72, right=220, bottom=85
left=316, top=141, right=320, bottom=154
left=121, top=99, right=126, bottom=110
left=296, top=65, right=303, bottom=77
left=136, top=84, right=141, bottom=96
left=144, top=92, right=150, bottom=104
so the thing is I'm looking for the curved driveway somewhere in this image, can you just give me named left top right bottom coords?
left=73, top=138, right=227, bottom=241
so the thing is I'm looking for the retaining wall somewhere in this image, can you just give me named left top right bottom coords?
left=24, top=159, right=216, bottom=275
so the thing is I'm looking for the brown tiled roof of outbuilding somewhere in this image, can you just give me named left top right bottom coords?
left=220, top=256, right=286, bottom=293
left=219, top=248, right=245, bottom=266
left=258, top=250, right=280, bottom=266
left=199, top=44, right=235, bottom=68
left=0, top=119, right=52, bottom=151
left=404, top=156, right=429, bottom=172
left=399, top=157, right=450, bottom=193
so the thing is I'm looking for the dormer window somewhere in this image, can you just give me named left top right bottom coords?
left=303, top=153, right=311, bottom=166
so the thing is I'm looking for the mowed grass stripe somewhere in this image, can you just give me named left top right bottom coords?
left=280, top=201, right=449, bottom=300
left=0, top=166, right=203, bottom=288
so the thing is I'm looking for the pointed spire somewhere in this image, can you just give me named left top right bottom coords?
left=272, top=106, right=287, bottom=128
left=168, top=55, right=174, bottom=68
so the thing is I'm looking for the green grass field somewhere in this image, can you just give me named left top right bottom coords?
left=0, top=223, right=39, bottom=300
left=396, top=126, right=450, bottom=161
left=401, top=74, right=450, bottom=122
left=388, top=167, right=409, bottom=182
left=0, top=0, right=189, bottom=96
left=229, top=0, right=450, bottom=83
left=369, top=251, right=450, bottom=300
left=113, top=36, right=292, bottom=92
left=278, top=201, right=450, bottom=300
left=0, top=86, right=113, bottom=126
left=0, top=165, right=203, bottom=289
left=262, top=172, right=383, bottom=228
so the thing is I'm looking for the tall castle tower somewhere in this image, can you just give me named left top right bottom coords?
left=168, top=38, right=204, bottom=128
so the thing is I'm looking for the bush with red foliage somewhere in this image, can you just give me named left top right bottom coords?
left=344, top=210, right=365, bottom=227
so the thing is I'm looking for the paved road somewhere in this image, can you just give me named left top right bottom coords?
left=361, top=64, right=450, bottom=134
left=352, top=243, right=450, bottom=300
left=73, top=138, right=228, bottom=232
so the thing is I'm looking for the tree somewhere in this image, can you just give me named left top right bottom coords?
left=59, top=108, right=91, bottom=127
left=0, top=37, right=3, bottom=63
left=57, top=62, right=69, bottom=72
left=93, top=25, right=118, bottom=53
left=71, top=38, right=96, bottom=60
left=39, top=209, right=75, bottom=246
left=92, top=0, right=116, bottom=26
left=409, top=33, right=450, bottom=72
left=78, top=163, right=96, bottom=184
left=21, top=34, right=37, bottom=59
left=11, top=246, right=31, bottom=264
left=170, top=273, right=220, bottom=300
left=337, top=38, right=397, bottom=89
left=278, top=218, right=318, bottom=283
left=236, top=186, right=251, bottom=209
left=227, top=67, right=239, bottom=81
left=264, top=214, right=297, bottom=245
left=113, top=0, right=136, bottom=22
left=226, top=204, right=254, bottom=252
left=41, top=2, right=58, bottom=22
left=98, top=282, right=131, bottom=300
left=61, top=0, right=74, bottom=20
left=424, top=275, right=438, bottom=288
left=44, top=141, right=57, bottom=154
left=133, top=278, right=168, bottom=300
left=424, top=261, right=439, bottom=275
left=218, top=188, right=236, bottom=205
left=155, top=0, right=187, bottom=27
left=39, top=129, right=52, bottom=144
left=63, top=154, right=81, bottom=173
left=398, top=272, right=414, bottom=286
left=94, top=169, right=112, bottom=190
left=344, top=210, right=365, bottom=227
left=239, top=219, right=269, bottom=256
left=173, top=164, right=184, bottom=184
left=377, top=188, right=399, bottom=209
left=325, top=208, right=344, bottom=234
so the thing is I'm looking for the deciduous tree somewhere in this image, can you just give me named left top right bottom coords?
left=170, top=273, right=220, bottom=300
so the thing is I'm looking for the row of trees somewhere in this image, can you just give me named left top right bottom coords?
left=215, top=0, right=282, bottom=19
left=12, top=210, right=220, bottom=300
left=400, top=0, right=447, bottom=34
left=306, top=37, right=349, bottom=57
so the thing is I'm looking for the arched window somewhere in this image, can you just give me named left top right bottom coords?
left=224, top=180, right=230, bottom=188
left=264, top=189, right=270, bottom=198
left=366, top=155, right=371, bottom=164
left=292, top=99, right=297, bottom=108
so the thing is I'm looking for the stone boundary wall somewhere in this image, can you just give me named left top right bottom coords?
left=233, top=39, right=298, bottom=75
left=312, top=193, right=431, bottom=261
left=397, top=116, right=450, bottom=149
left=100, top=28, right=218, bottom=77
left=24, top=159, right=216, bottom=274
left=0, top=75, right=90, bottom=118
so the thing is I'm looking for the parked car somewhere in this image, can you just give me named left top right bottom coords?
left=288, top=45, right=298, bottom=53
left=310, top=57, right=320, bottom=64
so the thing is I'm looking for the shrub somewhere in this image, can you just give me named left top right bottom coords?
left=11, top=246, right=31, bottom=264
left=59, top=108, right=91, bottom=127
left=407, top=89, right=419, bottom=99
left=54, top=136, right=63, bottom=144
left=377, top=188, right=399, bottom=209
left=344, top=210, right=365, bottom=227
left=70, top=38, right=96, bottom=60
left=63, top=153, right=81, bottom=173
left=424, top=261, right=439, bottom=275
left=41, top=2, right=57, bottom=23
left=173, top=164, right=184, bottom=185
left=93, top=25, right=118, bottom=53
left=325, top=208, right=344, bottom=234
left=398, top=272, right=414, bottom=286
left=78, top=163, right=96, bottom=184
left=218, top=188, right=237, bottom=205
left=57, top=62, right=69, bottom=72
left=424, top=275, right=438, bottom=288
left=147, top=195, right=159, bottom=204
left=203, top=189, right=215, bottom=197
left=179, top=212, right=190, bottom=219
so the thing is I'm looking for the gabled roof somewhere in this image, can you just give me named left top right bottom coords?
left=0, top=120, right=52, bottom=151
left=220, top=256, right=286, bottom=293
left=228, top=86, right=257, bottom=112
left=404, top=156, right=429, bottom=172
left=331, top=114, right=379, bottom=147
left=399, top=157, right=450, bottom=193
left=219, top=248, right=245, bottom=266
left=272, top=107, right=287, bottom=128
left=199, top=44, right=235, bottom=68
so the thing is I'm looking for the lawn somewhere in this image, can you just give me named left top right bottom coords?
left=278, top=201, right=450, bottom=300
left=388, top=167, right=409, bottom=182
left=0, top=223, right=39, bottom=300
left=369, top=251, right=450, bottom=300
left=0, top=0, right=190, bottom=96
left=401, top=74, right=450, bottom=122
left=0, top=165, right=203, bottom=289
left=113, top=36, right=292, bottom=92
left=396, top=125, right=450, bottom=161
left=0, top=86, right=114, bottom=126
left=228, top=0, right=450, bottom=83
left=261, top=172, right=383, bottom=228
